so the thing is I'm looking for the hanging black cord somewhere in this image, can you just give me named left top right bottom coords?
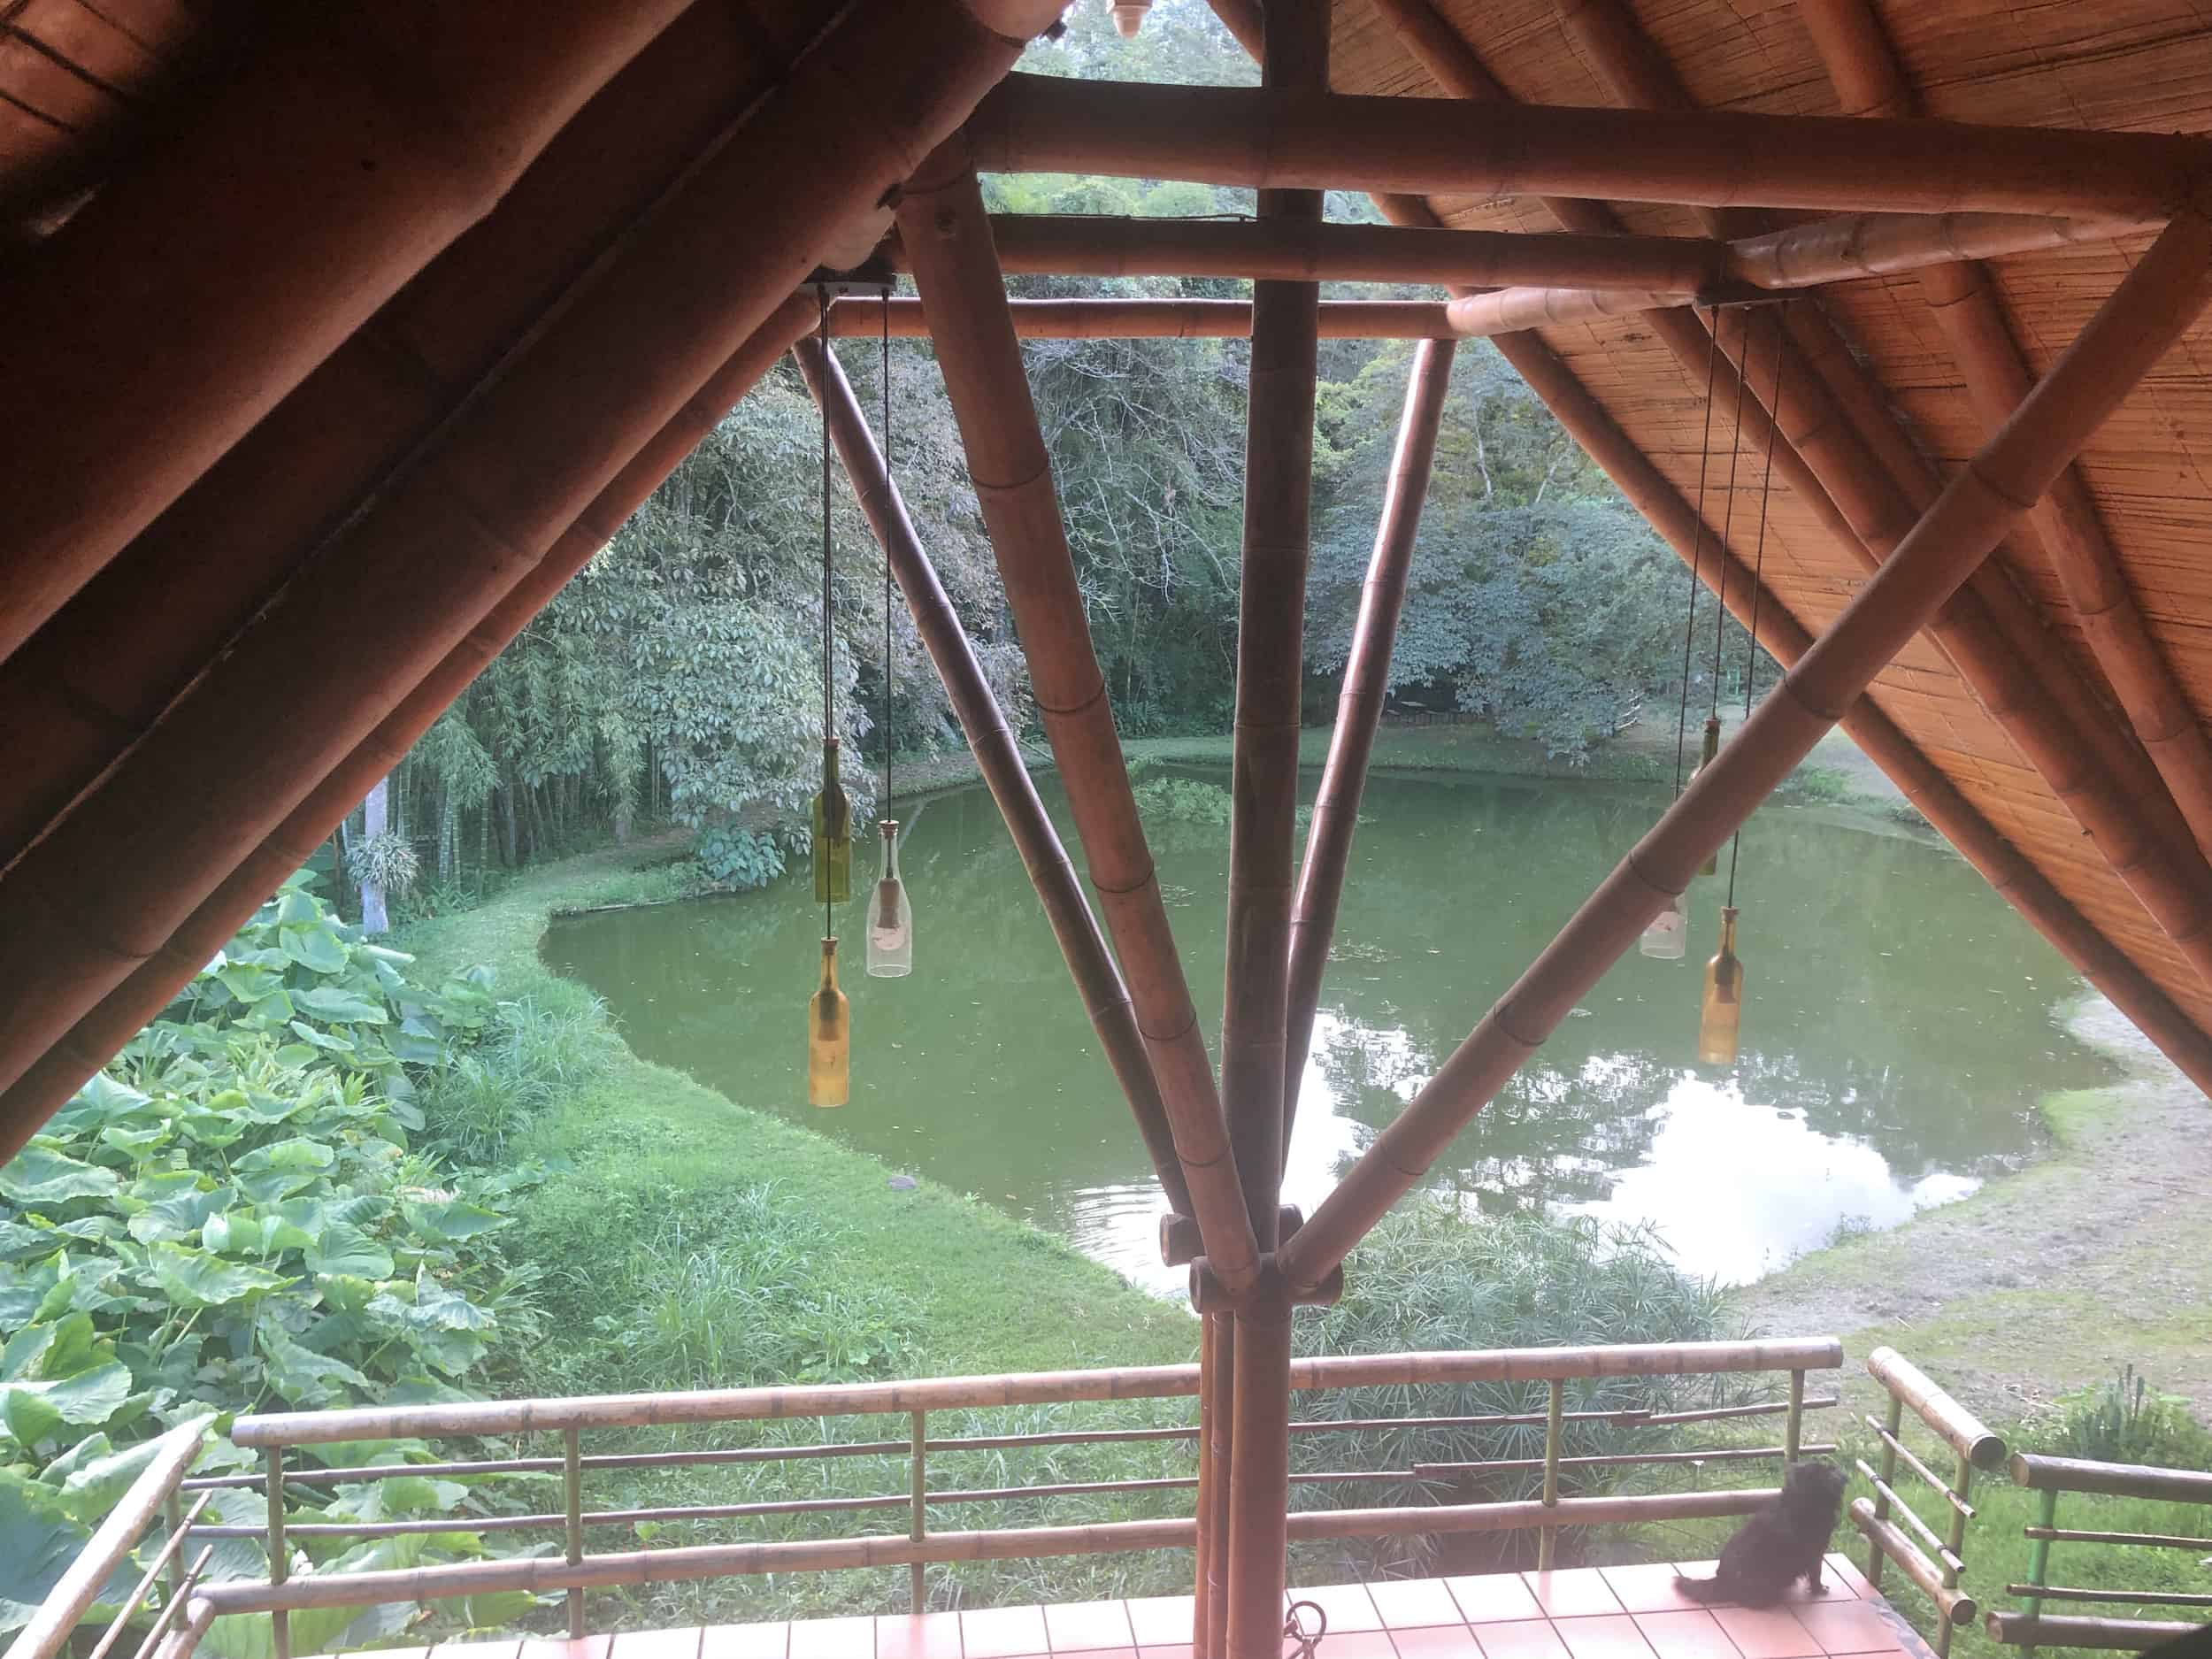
left=818, top=288, right=833, bottom=941
left=1708, top=310, right=1754, bottom=720
left=881, top=287, right=893, bottom=818
left=1726, top=303, right=1788, bottom=909
left=1673, top=309, right=1722, bottom=794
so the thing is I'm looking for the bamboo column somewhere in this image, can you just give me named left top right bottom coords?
left=0, top=299, right=820, bottom=1160
left=791, top=334, right=1194, bottom=1218
left=0, top=0, right=1061, bottom=1106
left=1283, top=338, right=1457, bottom=1139
left=892, top=147, right=1262, bottom=1295
left=1798, top=0, right=2212, bottom=860
left=1277, top=204, right=2212, bottom=1296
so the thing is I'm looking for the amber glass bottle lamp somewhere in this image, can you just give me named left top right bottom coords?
left=866, top=819, right=912, bottom=978
left=813, top=737, right=852, bottom=903
left=1639, top=890, right=1688, bottom=960
left=1697, top=905, right=1743, bottom=1064
left=808, top=935, right=850, bottom=1107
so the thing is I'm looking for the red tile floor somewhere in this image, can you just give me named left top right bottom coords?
left=324, top=1555, right=1932, bottom=1659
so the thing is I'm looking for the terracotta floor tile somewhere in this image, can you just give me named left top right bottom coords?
left=961, top=1606, right=1050, bottom=1659
left=1389, top=1626, right=1484, bottom=1659
left=1788, top=1600, right=1905, bottom=1655
left=702, top=1623, right=790, bottom=1659
left=1601, top=1565, right=1712, bottom=1617
left=1445, top=1575, right=1544, bottom=1626
left=1710, top=1606, right=1821, bottom=1659
left=1524, top=1572, right=1624, bottom=1620
left=1045, top=1602, right=1135, bottom=1653
left=789, top=1617, right=876, bottom=1659
left=607, top=1632, right=693, bottom=1659
left=1553, top=1616, right=1656, bottom=1659
left=1314, top=1632, right=1399, bottom=1659
left=436, top=1641, right=524, bottom=1659
left=1368, top=1578, right=1466, bottom=1630
left=1632, top=1610, right=1734, bottom=1659
left=1293, top=1583, right=1386, bottom=1633
left=1135, top=1646, right=1193, bottom=1659
left=1667, top=1568, right=1732, bottom=1611
left=877, top=1613, right=965, bottom=1659
left=1472, top=1619, right=1571, bottom=1659
left=1820, top=1557, right=1874, bottom=1601
left=1054, top=1649, right=1134, bottom=1659
left=1125, top=1598, right=1196, bottom=1649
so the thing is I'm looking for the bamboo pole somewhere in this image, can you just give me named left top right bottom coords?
left=0, top=289, right=815, bottom=1159
left=2009, top=1455, right=2212, bottom=1502
left=1868, top=1348, right=2006, bottom=1471
left=0, top=4, right=833, bottom=875
left=0, top=0, right=693, bottom=665
left=0, top=0, right=1059, bottom=1116
left=1283, top=338, right=1456, bottom=1139
left=791, top=333, right=1194, bottom=1217
left=1989, top=1613, right=2203, bottom=1651
left=961, top=212, right=1723, bottom=289
left=1277, top=207, right=2212, bottom=1295
left=564, top=1429, right=586, bottom=1638
left=1799, top=0, right=2212, bottom=862
left=961, top=73, right=2203, bottom=219
left=1849, top=1499, right=1977, bottom=1625
left=909, top=1412, right=927, bottom=1615
left=826, top=297, right=1459, bottom=338
left=893, top=147, right=1261, bottom=1294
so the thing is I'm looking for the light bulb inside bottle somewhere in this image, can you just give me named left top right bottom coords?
left=864, top=819, right=913, bottom=979
left=1640, top=891, right=1688, bottom=960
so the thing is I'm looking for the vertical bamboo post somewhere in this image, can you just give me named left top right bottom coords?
left=1867, top=1394, right=1901, bottom=1590
left=1537, top=1379, right=1564, bottom=1570
left=564, top=1428, right=585, bottom=1638
left=164, top=1492, right=188, bottom=1606
left=1785, top=1371, right=1806, bottom=1463
left=910, top=1411, right=928, bottom=1615
left=1283, top=337, right=1457, bottom=1141
left=265, top=1453, right=288, bottom=1659
left=1194, top=1312, right=1225, bottom=1659
left=1935, top=1450, right=1972, bottom=1659
left=2023, top=1486, right=2057, bottom=1659
left=1225, top=1278, right=1294, bottom=1659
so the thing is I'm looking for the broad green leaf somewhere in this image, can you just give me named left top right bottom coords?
left=278, top=921, right=349, bottom=975
left=98, top=1122, right=172, bottom=1158
left=291, top=986, right=388, bottom=1025
left=402, top=1199, right=507, bottom=1243
left=305, top=1225, right=394, bottom=1280
left=239, top=988, right=296, bottom=1029
left=274, top=888, right=321, bottom=925
left=54, top=1433, right=167, bottom=1522
left=36, top=1431, right=111, bottom=1486
left=0, top=1147, right=120, bottom=1205
left=146, top=1241, right=291, bottom=1309
left=215, top=961, right=285, bottom=1002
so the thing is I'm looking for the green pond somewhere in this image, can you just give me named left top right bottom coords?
left=543, top=769, right=2114, bottom=1292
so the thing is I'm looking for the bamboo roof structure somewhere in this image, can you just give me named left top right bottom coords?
left=8, top=4, right=2212, bottom=1655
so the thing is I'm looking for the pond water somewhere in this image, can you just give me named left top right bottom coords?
left=543, top=769, right=2114, bottom=1293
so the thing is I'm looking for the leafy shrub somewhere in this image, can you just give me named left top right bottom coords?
left=344, top=830, right=420, bottom=901
left=0, top=875, right=546, bottom=1644
left=695, top=825, right=787, bottom=891
left=2038, top=1366, right=2212, bottom=1470
left=1133, top=775, right=1313, bottom=830
left=419, top=995, right=616, bottom=1166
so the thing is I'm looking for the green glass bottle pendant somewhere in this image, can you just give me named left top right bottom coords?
left=812, top=737, right=851, bottom=903
left=1693, top=716, right=1721, bottom=877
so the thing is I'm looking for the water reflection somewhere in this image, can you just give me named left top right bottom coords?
left=544, top=770, right=2111, bottom=1294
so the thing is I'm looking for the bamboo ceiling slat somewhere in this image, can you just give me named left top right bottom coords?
left=10, top=0, right=166, bottom=101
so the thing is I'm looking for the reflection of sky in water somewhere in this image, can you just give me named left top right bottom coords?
left=544, top=772, right=2112, bottom=1302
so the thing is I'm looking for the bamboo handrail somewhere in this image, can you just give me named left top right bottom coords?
left=1861, top=1417, right=1973, bottom=1519
left=1276, top=207, right=2212, bottom=1294
left=0, top=296, right=818, bottom=1159
left=1867, top=1348, right=2005, bottom=1470
left=1800, top=0, right=2212, bottom=862
left=1849, top=1498, right=1977, bottom=1624
left=2008, top=1453, right=2212, bottom=1502
left=1987, top=1613, right=2203, bottom=1650
left=1283, top=338, right=1456, bottom=1142
left=0, top=0, right=693, bottom=666
left=823, top=297, right=1460, bottom=338
left=792, top=333, right=1193, bottom=1217
left=893, top=147, right=1260, bottom=1295
left=961, top=74, right=2203, bottom=219
left=2020, top=1527, right=2212, bottom=1551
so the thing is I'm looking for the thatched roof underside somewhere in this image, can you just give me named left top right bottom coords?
left=8, top=0, right=2212, bottom=1132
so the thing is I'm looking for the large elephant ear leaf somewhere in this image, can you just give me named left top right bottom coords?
left=0, top=1147, right=121, bottom=1206
left=0, top=1469, right=132, bottom=1636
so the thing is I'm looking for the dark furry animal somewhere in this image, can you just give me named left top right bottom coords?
left=1675, top=1461, right=1847, bottom=1608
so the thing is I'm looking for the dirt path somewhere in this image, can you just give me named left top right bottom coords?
left=1731, top=996, right=2212, bottom=1425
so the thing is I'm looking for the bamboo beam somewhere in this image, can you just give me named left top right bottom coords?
left=1283, top=338, right=1456, bottom=1137
left=893, top=149, right=1261, bottom=1294
left=1543, top=0, right=2212, bottom=987
left=1487, top=325, right=2212, bottom=1100
left=825, top=296, right=1459, bottom=338
left=0, top=299, right=820, bottom=1160
left=1194, top=1311, right=1230, bottom=1659
left=792, top=334, right=1193, bottom=1217
left=0, top=0, right=1061, bottom=1108
left=1277, top=206, right=2212, bottom=1294
left=1728, top=210, right=2151, bottom=288
left=1799, top=0, right=2212, bottom=862
left=963, top=212, right=1723, bottom=289
left=0, top=5, right=832, bottom=875
left=962, top=73, right=2202, bottom=219
left=0, top=1, right=693, bottom=667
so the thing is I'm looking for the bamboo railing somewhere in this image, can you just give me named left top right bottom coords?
left=1850, top=1348, right=2006, bottom=1659
left=42, top=1340, right=1839, bottom=1659
left=1988, top=1452, right=2212, bottom=1655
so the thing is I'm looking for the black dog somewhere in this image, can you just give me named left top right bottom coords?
left=1675, top=1461, right=1848, bottom=1608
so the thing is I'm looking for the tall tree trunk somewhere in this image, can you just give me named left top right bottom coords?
left=499, top=778, right=519, bottom=867
left=359, top=772, right=391, bottom=936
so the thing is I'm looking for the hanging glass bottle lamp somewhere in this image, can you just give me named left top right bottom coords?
left=808, top=935, right=850, bottom=1106
left=813, top=736, right=852, bottom=902
left=1639, top=889, right=1688, bottom=960
left=867, top=818, right=912, bottom=978
left=1692, top=715, right=1722, bottom=877
left=1697, top=905, right=1743, bottom=1064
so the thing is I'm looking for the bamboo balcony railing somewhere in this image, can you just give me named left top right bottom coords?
left=1986, top=1451, right=2212, bottom=1654
left=13, top=1340, right=1843, bottom=1659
